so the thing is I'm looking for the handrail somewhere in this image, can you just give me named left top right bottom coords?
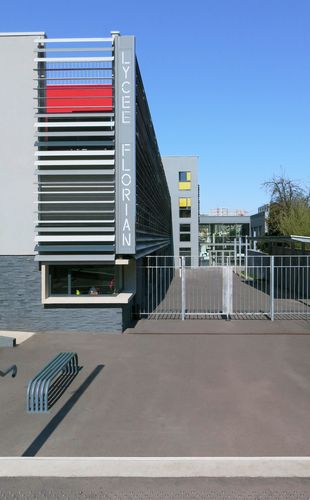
left=0, top=365, right=17, bottom=378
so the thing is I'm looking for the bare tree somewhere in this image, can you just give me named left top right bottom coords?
left=263, top=174, right=310, bottom=235
left=263, top=174, right=308, bottom=208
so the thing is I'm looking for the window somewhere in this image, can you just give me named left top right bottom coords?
left=179, top=197, right=191, bottom=218
left=180, top=223, right=191, bottom=242
left=179, top=171, right=191, bottom=182
left=179, top=171, right=191, bottom=190
left=49, top=265, right=122, bottom=296
left=50, top=267, right=68, bottom=295
left=180, top=234, right=190, bottom=241
left=179, top=247, right=191, bottom=266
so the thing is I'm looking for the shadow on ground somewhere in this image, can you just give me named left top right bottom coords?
left=23, top=365, right=104, bottom=457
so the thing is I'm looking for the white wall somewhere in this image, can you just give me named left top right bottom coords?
left=0, top=33, right=44, bottom=255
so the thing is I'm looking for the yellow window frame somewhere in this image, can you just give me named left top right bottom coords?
left=179, top=181, right=191, bottom=190
left=179, top=197, right=191, bottom=208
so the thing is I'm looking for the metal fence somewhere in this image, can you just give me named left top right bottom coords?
left=138, top=255, right=310, bottom=320
left=200, top=237, right=249, bottom=266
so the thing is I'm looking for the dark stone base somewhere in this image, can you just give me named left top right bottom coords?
left=0, top=256, right=131, bottom=333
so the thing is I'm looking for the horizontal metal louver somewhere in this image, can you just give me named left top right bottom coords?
left=34, top=37, right=115, bottom=262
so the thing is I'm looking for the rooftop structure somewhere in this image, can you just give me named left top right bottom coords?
left=208, top=208, right=248, bottom=217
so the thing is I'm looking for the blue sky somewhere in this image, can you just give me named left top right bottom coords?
left=2, top=0, right=309, bottom=214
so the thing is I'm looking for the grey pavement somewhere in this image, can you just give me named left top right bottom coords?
left=1, top=328, right=310, bottom=457
left=126, top=318, right=310, bottom=334
left=1, top=477, right=310, bottom=499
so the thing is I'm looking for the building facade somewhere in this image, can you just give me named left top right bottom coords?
left=199, top=214, right=250, bottom=242
left=162, top=156, right=199, bottom=265
left=199, top=214, right=250, bottom=260
left=250, top=204, right=269, bottom=237
left=0, top=32, right=172, bottom=332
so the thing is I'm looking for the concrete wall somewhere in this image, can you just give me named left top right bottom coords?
left=270, top=245, right=310, bottom=257
left=162, top=156, right=199, bottom=265
left=200, top=215, right=251, bottom=225
left=0, top=256, right=128, bottom=332
left=0, top=33, right=45, bottom=255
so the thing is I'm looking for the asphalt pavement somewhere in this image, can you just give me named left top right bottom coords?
left=1, top=477, right=310, bottom=499
left=1, top=330, right=310, bottom=456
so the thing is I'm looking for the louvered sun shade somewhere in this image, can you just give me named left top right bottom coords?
left=34, top=37, right=116, bottom=262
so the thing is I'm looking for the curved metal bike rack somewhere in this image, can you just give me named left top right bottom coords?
left=27, top=352, right=79, bottom=413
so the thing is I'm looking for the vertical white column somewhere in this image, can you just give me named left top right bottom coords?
left=270, top=255, right=275, bottom=321
left=253, top=231, right=257, bottom=251
left=222, top=266, right=233, bottom=319
left=245, top=235, right=248, bottom=280
left=181, top=256, right=186, bottom=320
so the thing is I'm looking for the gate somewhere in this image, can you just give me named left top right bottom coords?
left=139, top=255, right=310, bottom=320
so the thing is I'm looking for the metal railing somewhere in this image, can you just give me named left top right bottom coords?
left=27, top=352, right=79, bottom=413
left=200, top=237, right=250, bottom=267
left=0, top=365, right=17, bottom=378
left=138, top=255, right=310, bottom=320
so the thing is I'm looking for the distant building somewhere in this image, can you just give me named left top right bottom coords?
left=162, top=157, right=199, bottom=265
left=250, top=204, right=269, bottom=237
left=199, top=214, right=250, bottom=256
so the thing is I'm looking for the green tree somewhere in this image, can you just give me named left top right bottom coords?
left=279, top=201, right=310, bottom=237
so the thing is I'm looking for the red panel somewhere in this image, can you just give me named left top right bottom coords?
left=46, top=85, right=113, bottom=113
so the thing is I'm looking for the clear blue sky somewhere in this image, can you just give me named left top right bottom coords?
left=2, top=0, right=309, bottom=214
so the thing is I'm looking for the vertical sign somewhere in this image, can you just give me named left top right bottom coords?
left=115, top=35, right=136, bottom=254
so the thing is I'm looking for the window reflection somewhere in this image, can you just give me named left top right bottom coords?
left=49, top=265, right=122, bottom=296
